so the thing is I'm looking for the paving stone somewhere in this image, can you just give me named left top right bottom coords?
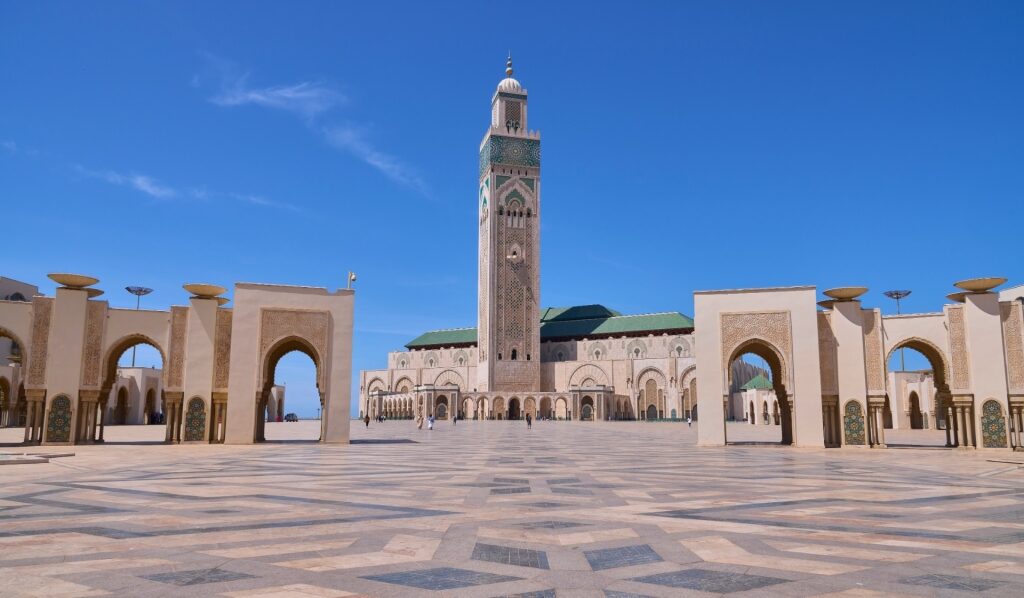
left=899, top=573, right=1004, bottom=591
left=472, top=542, right=550, bottom=569
left=630, top=568, right=787, bottom=593
left=141, top=568, right=256, bottom=586
left=361, top=566, right=521, bottom=590
left=584, top=544, right=662, bottom=570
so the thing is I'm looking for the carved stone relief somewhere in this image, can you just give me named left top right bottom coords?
left=817, top=312, right=838, bottom=396
left=947, top=306, right=970, bottom=391
left=1001, top=302, right=1024, bottom=392
left=720, top=311, right=792, bottom=386
left=259, top=308, right=330, bottom=388
left=167, top=306, right=188, bottom=390
left=862, top=309, right=885, bottom=394
left=80, top=301, right=106, bottom=388
left=213, top=309, right=233, bottom=391
left=27, top=297, right=53, bottom=386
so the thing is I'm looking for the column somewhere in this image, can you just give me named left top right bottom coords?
left=944, top=404, right=952, bottom=447
left=24, top=401, right=35, bottom=443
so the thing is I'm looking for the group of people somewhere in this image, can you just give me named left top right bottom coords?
left=363, top=414, right=389, bottom=427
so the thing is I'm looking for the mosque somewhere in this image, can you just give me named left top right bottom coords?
left=359, top=59, right=1024, bottom=453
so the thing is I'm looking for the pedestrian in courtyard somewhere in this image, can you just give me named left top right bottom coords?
left=526, top=413, right=532, bottom=429
left=364, top=414, right=370, bottom=428
left=428, top=415, right=434, bottom=430
left=687, top=416, right=692, bottom=428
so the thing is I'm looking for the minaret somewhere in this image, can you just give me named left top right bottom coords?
left=477, top=55, right=541, bottom=393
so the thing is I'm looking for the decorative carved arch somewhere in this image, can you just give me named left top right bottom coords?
left=260, top=335, right=323, bottom=394
left=636, top=366, right=667, bottom=388
left=0, top=326, right=27, bottom=357
left=100, top=334, right=168, bottom=391
left=679, top=365, right=697, bottom=390
left=366, top=377, right=387, bottom=394
left=434, top=369, right=465, bottom=389
left=626, top=339, right=647, bottom=359
left=885, top=336, right=951, bottom=393
left=726, top=338, right=788, bottom=392
left=569, top=363, right=610, bottom=387
left=394, top=376, right=414, bottom=393
left=668, top=335, right=691, bottom=357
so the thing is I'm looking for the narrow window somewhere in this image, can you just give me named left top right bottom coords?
left=511, top=349, right=518, bottom=360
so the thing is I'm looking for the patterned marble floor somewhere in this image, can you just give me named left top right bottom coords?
left=2, top=421, right=1024, bottom=597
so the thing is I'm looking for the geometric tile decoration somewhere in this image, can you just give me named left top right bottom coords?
left=630, top=568, right=787, bottom=593
left=843, top=400, right=866, bottom=445
left=183, top=397, right=207, bottom=442
left=141, top=567, right=256, bottom=586
left=45, top=395, right=72, bottom=443
left=472, top=542, right=550, bottom=569
left=584, top=544, right=662, bottom=570
left=4, top=420, right=1024, bottom=598
left=361, top=567, right=521, bottom=590
left=981, top=399, right=1008, bottom=448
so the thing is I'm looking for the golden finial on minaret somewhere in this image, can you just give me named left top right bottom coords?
left=506, top=53, right=513, bottom=77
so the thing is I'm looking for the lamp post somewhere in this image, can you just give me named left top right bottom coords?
left=346, top=272, right=357, bottom=290
left=125, top=286, right=153, bottom=367
left=883, top=290, right=912, bottom=371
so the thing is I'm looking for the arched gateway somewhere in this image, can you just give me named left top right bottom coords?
left=0, top=276, right=354, bottom=446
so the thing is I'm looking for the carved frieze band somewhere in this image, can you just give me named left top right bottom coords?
left=167, top=306, right=188, bottom=390
left=817, top=312, right=838, bottom=396
left=1002, top=301, right=1024, bottom=392
left=862, top=309, right=885, bottom=394
left=213, top=309, right=233, bottom=391
left=947, top=306, right=970, bottom=391
left=27, top=297, right=53, bottom=386
left=80, top=301, right=106, bottom=387
left=259, top=308, right=330, bottom=388
left=719, top=311, right=792, bottom=386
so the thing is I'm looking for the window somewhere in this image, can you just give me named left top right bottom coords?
left=511, top=349, right=518, bottom=360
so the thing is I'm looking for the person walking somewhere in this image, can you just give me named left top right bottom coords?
left=364, top=414, right=370, bottom=428
left=687, top=415, right=692, bottom=428
left=428, top=415, right=434, bottom=430
left=526, top=413, right=532, bottom=430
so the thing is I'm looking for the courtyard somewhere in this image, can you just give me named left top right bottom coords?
left=1, top=422, right=1023, bottom=597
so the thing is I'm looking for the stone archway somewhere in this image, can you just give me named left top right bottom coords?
left=0, top=376, right=10, bottom=427
left=508, top=397, right=521, bottom=420
left=435, top=395, right=449, bottom=420
left=885, top=337, right=961, bottom=447
left=727, top=339, right=793, bottom=445
left=554, top=397, right=567, bottom=420
left=909, top=391, right=924, bottom=429
left=114, top=387, right=128, bottom=425
left=99, top=334, right=167, bottom=443
left=581, top=396, right=595, bottom=421
left=540, top=396, right=552, bottom=419
left=258, top=335, right=322, bottom=442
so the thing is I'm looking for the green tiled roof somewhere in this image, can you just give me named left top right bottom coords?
left=540, top=305, right=622, bottom=322
left=741, top=373, right=773, bottom=390
left=404, top=327, right=477, bottom=349
left=405, top=305, right=693, bottom=349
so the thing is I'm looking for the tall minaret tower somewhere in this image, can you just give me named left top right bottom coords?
left=477, top=55, right=541, bottom=393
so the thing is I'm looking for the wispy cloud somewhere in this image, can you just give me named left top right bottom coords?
left=74, top=165, right=177, bottom=198
left=1, top=140, right=16, bottom=152
left=322, top=125, right=429, bottom=196
left=210, top=77, right=345, bottom=120
left=199, top=54, right=429, bottom=196
left=75, top=165, right=299, bottom=210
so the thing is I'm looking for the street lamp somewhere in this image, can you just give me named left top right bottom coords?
left=125, top=286, right=153, bottom=367
left=883, top=290, right=912, bottom=370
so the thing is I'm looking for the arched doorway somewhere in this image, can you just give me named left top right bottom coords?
left=581, top=396, right=594, bottom=421
left=144, top=388, right=157, bottom=425
left=435, top=395, right=449, bottom=420
left=508, top=397, right=521, bottom=420
left=883, top=396, right=893, bottom=429
left=727, top=346, right=789, bottom=444
left=554, top=397, right=567, bottom=420
left=0, top=376, right=10, bottom=428
left=645, top=404, right=657, bottom=420
left=909, top=392, right=924, bottom=429
left=524, top=397, right=536, bottom=419
left=749, top=401, right=755, bottom=425
left=114, top=388, right=128, bottom=425
left=540, top=397, right=552, bottom=419
left=259, top=337, right=322, bottom=443
left=98, top=336, right=166, bottom=443
left=493, top=397, right=505, bottom=420
left=886, top=340, right=956, bottom=447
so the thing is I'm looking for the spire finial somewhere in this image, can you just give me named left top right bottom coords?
left=505, top=52, right=513, bottom=77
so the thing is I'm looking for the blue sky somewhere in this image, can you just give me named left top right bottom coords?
left=2, top=1, right=1022, bottom=418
